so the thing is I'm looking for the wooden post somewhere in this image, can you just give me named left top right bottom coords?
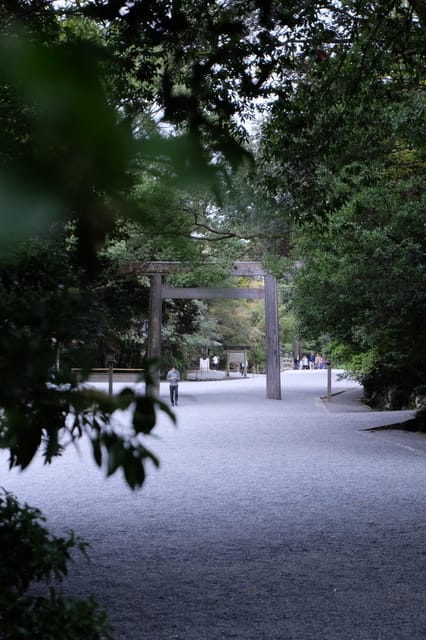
left=327, top=361, right=332, bottom=400
left=146, top=274, right=162, bottom=398
left=105, top=352, right=115, bottom=397
left=108, top=360, right=114, bottom=398
left=264, top=275, right=281, bottom=399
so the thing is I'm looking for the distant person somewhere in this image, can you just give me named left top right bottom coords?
left=212, top=354, right=219, bottom=370
left=166, top=365, right=180, bottom=406
left=314, top=353, right=322, bottom=369
left=301, top=355, right=309, bottom=370
left=308, top=352, right=315, bottom=370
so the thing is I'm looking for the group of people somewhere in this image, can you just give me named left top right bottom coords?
left=294, top=352, right=327, bottom=370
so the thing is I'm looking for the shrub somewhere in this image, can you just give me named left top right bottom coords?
left=0, top=490, right=112, bottom=640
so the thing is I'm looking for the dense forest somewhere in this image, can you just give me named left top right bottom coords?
left=0, top=1, right=425, bottom=635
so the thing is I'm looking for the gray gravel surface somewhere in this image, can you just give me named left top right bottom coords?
left=2, top=370, right=426, bottom=640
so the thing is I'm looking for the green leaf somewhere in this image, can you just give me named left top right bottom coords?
left=105, top=437, right=124, bottom=476
left=123, top=451, right=146, bottom=490
left=116, top=387, right=135, bottom=410
left=133, top=396, right=156, bottom=434
left=91, top=438, right=102, bottom=468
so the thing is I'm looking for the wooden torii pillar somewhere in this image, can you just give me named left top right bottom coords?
left=146, top=273, right=162, bottom=398
left=123, top=262, right=281, bottom=400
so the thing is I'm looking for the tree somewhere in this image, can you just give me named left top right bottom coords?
left=206, top=278, right=267, bottom=370
left=261, top=1, right=424, bottom=214
left=259, top=0, right=426, bottom=408
left=293, top=179, right=426, bottom=406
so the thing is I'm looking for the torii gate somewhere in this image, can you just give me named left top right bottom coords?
left=123, top=261, right=281, bottom=400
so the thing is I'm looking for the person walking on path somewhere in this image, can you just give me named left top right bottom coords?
left=166, top=365, right=180, bottom=406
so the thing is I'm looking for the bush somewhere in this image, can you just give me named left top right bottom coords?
left=0, top=490, right=113, bottom=640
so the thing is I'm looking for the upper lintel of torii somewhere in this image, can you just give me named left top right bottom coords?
left=122, top=261, right=267, bottom=277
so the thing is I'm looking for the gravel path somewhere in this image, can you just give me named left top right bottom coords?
left=2, top=370, right=426, bottom=640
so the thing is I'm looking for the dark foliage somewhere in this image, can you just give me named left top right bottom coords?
left=0, top=490, right=113, bottom=639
